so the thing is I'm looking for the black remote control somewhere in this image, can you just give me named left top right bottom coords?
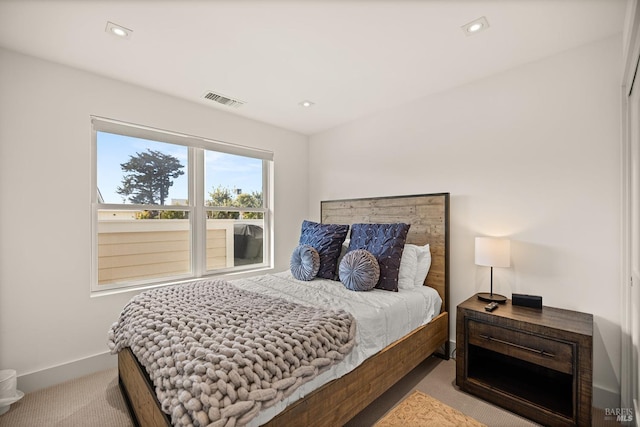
left=485, top=302, right=499, bottom=312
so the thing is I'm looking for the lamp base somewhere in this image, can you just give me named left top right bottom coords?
left=477, top=292, right=507, bottom=303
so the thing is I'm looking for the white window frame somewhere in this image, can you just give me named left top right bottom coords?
left=90, top=116, right=273, bottom=294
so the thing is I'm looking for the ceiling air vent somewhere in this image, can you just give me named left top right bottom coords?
left=203, top=91, right=245, bottom=108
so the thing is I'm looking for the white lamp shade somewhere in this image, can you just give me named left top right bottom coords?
left=475, top=237, right=510, bottom=268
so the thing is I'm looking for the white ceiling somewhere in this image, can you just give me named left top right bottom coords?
left=0, top=0, right=629, bottom=135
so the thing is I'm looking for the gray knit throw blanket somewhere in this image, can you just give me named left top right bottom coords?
left=108, top=279, right=356, bottom=427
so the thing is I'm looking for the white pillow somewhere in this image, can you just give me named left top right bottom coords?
left=333, top=239, right=350, bottom=280
left=413, top=244, right=431, bottom=287
left=398, top=244, right=418, bottom=290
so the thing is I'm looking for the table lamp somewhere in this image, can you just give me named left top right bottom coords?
left=475, top=237, right=510, bottom=303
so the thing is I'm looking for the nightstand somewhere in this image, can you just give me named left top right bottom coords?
left=455, top=295, right=593, bottom=427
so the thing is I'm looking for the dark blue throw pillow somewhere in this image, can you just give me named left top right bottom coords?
left=348, top=223, right=410, bottom=291
left=299, top=220, right=349, bottom=280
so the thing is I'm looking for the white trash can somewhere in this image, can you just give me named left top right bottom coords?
left=0, top=369, right=23, bottom=415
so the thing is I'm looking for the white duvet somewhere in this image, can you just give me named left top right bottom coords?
left=230, top=270, right=442, bottom=426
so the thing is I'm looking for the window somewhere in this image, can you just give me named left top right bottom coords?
left=91, top=117, right=273, bottom=293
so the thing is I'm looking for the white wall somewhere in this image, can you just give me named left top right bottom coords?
left=308, top=36, right=622, bottom=407
left=0, top=48, right=308, bottom=388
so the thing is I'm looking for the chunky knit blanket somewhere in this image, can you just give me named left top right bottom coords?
left=107, top=280, right=356, bottom=427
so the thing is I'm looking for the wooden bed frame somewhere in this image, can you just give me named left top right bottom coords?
left=118, top=193, right=450, bottom=427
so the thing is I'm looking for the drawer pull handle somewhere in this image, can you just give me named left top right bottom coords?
left=478, top=334, right=556, bottom=358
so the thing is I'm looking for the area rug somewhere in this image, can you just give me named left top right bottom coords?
left=374, top=390, right=487, bottom=427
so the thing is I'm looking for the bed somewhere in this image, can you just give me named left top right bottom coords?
left=113, top=193, right=450, bottom=426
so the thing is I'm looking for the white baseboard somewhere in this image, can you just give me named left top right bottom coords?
left=594, top=384, right=621, bottom=411
left=17, top=351, right=117, bottom=394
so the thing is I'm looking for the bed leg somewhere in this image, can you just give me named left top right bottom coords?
left=433, top=341, right=451, bottom=360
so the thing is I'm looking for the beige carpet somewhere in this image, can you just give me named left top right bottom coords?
left=345, top=357, right=539, bottom=427
left=0, top=368, right=133, bottom=427
left=374, top=390, right=486, bottom=427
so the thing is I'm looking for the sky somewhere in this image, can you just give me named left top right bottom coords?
left=96, top=132, right=263, bottom=205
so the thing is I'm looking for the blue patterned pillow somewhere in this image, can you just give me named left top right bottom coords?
left=339, top=249, right=380, bottom=291
left=290, top=244, right=320, bottom=281
left=299, top=220, right=349, bottom=279
left=348, top=223, right=410, bottom=291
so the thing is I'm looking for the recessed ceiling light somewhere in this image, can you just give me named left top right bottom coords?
left=105, top=21, right=132, bottom=39
left=461, top=16, right=489, bottom=36
left=299, top=100, right=315, bottom=107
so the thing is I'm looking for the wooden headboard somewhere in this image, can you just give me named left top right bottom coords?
left=321, top=193, right=450, bottom=314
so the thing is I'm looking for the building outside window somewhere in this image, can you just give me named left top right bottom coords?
left=91, top=116, right=273, bottom=293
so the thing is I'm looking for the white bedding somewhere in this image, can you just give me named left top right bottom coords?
left=230, top=270, right=442, bottom=426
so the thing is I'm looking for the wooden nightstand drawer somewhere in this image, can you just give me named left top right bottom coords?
left=467, top=319, right=574, bottom=374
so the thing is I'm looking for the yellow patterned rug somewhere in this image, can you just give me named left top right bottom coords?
left=374, top=390, right=487, bottom=427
